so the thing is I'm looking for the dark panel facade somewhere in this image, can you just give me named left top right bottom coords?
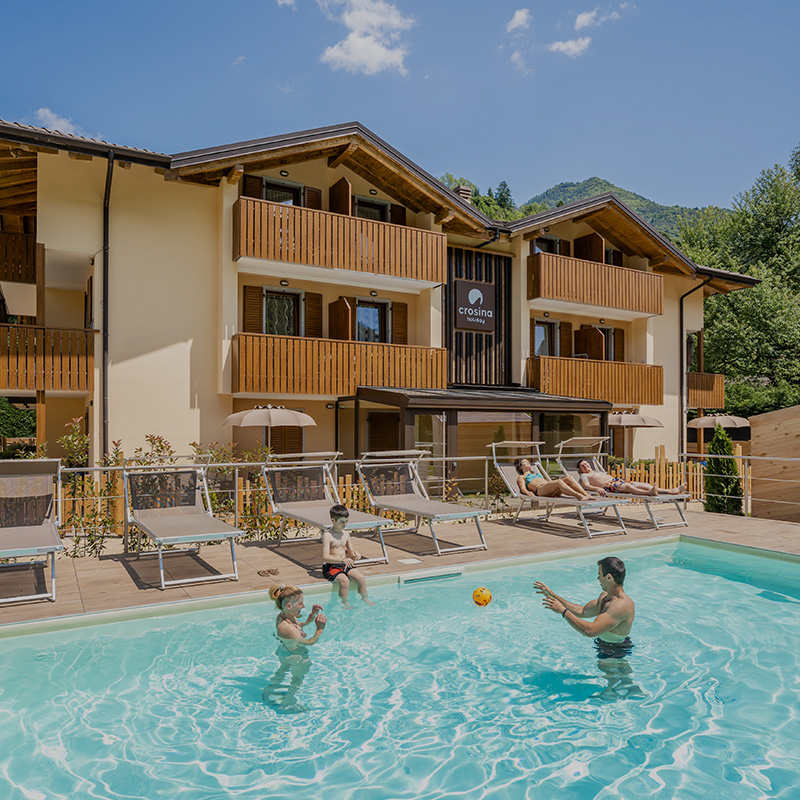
left=445, top=247, right=512, bottom=386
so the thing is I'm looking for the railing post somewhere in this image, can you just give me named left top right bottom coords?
left=484, top=456, right=489, bottom=509
left=234, top=465, right=239, bottom=527
left=743, top=455, right=751, bottom=517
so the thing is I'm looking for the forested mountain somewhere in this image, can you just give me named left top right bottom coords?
left=526, top=178, right=706, bottom=240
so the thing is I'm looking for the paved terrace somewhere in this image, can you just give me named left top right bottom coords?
left=2, top=506, right=799, bottom=627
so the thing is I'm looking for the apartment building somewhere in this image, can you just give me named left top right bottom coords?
left=0, top=120, right=757, bottom=467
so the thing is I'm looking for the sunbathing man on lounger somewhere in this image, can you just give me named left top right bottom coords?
left=515, top=458, right=592, bottom=501
left=577, top=460, right=687, bottom=497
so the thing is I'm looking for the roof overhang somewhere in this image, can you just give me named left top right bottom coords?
left=695, top=265, right=762, bottom=296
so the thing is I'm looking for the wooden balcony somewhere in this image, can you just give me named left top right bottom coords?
left=0, top=325, right=94, bottom=392
left=233, top=333, right=446, bottom=395
left=528, top=252, right=663, bottom=316
left=233, top=197, right=447, bottom=283
left=687, top=371, right=725, bottom=409
left=527, top=355, right=663, bottom=405
left=0, top=232, right=37, bottom=283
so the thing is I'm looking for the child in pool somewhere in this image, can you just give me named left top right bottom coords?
left=321, top=504, right=374, bottom=608
left=263, top=584, right=326, bottom=709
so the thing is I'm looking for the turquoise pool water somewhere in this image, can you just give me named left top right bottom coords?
left=1, top=541, right=799, bottom=800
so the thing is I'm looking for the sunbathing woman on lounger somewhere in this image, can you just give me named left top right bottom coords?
left=576, top=460, right=687, bottom=496
left=514, top=458, right=592, bottom=501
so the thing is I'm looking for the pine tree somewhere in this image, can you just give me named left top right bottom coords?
left=704, top=424, right=743, bottom=515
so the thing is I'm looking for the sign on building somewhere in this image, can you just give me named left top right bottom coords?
left=454, top=279, right=495, bottom=332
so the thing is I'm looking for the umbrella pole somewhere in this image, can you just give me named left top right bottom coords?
left=697, top=410, right=704, bottom=455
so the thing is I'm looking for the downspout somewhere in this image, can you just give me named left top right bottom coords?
left=678, top=276, right=713, bottom=455
left=474, top=227, right=502, bottom=248
left=102, top=150, right=114, bottom=457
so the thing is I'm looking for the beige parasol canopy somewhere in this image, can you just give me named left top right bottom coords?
left=608, top=412, right=664, bottom=428
left=223, top=405, right=317, bottom=428
left=687, top=414, right=749, bottom=429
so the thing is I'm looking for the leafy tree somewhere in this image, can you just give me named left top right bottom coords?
left=788, top=141, right=800, bottom=183
left=703, top=425, right=743, bottom=515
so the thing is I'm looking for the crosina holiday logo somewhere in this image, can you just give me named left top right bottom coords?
left=468, top=288, right=483, bottom=306
left=455, top=280, right=495, bottom=331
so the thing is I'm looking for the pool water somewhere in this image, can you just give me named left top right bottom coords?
left=1, top=542, right=799, bottom=800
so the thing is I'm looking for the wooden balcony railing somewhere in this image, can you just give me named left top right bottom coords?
left=0, top=232, right=37, bottom=283
left=233, top=333, right=446, bottom=395
left=233, top=197, right=447, bottom=283
left=687, top=371, right=725, bottom=409
left=528, top=252, right=663, bottom=316
left=527, top=355, right=663, bottom=405
left=0, top=325, right=94, bottom=392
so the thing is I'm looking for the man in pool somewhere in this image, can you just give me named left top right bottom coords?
left=534, top=556, right=635, bottom=659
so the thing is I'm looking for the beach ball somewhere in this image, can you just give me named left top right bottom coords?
left=473, top=587, right=492, bottom=606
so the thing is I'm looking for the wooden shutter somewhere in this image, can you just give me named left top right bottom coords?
left=304, top=186, right=322, bottom=210
left=611, top=427, right=625, bottom=458
left=367, top=413, right=400, bottom=451
left=559, top=239, right=571, bottom=258
left=575, top=325, right=605, bottom=360
left=529, top=318, right=536, bottom=355
left=304, top=292, right=323, bottom=338
left=84, top=276, right=93, bottom=329
left=559, top=321, right=572, bottom=357
left=243, top=286, right=264, bottom=333
left=390, top=204, right=406, bottom=226
left=573, top=233, right=604, bottom=263
left=329, top=177, right=352, bottom=216
left=328, top=297, right=353, bottom=341
left=391, top=302, right=408, bottom=344
left=342, top=296, right=357, bottom=340
left=271, top=426, right=303, bottom=455
left=612, top=250, right=624, bottom=267
left=241, top=175, right=263, bottom=200
left=613, top=328, right=625, bottom=361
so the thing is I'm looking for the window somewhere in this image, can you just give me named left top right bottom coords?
left=263, top=180, right=301, bottom=206
left=263, top=290, right=301, bottom=336
left=356, top=301, right=387, bottom=342
left=533, top=320, right=559, bottom=356
left=533, top=237, right=559, bottom=254
left=354, top=197, right=389, bottom=222
left=598, top=325, right=615, bottom=360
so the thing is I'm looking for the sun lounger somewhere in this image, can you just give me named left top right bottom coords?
left=356, top=452, right=488, bottom=556
left=556, top=437, right=689, bottom=530
left=0, top=459, right=64, bottom=604
left=489, top=441, right=629, bottom=538
left=262, top=456, right=391, bottom=565
left=124, top=467, right=243, bottom=590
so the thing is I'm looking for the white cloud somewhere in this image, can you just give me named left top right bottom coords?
left=277, top=0, right=296, bottom=7
left=575, top=3, right=631, bottom=31
left=547, top=37, right=592, bottom=57
left=506, top=9, right=531, bottom=33
left=510, top=50, right=532, bottom=75
left=319, top=0, right=414, bottom=76
left=34, top=108, right=85, bottom=136
left=232, top=55, right=246, bottom=66
left=276, top=81, right=295, bottom=93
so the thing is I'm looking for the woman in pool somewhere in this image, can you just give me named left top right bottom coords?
left=514, top=457, right=592, bottom=501
left=264, top=585, right=326, bottom=709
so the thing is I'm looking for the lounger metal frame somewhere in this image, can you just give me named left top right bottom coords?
left=124, top=465, right=241, bottom=590
left=489, top=441, right=629, bottom=538
left=356, top=451, right=488, bottom=556
left=555, top=437, right=689, bottom=530
left=261, top=454, right=391, bottom=565
left=0, top=459, right=64, bottom=604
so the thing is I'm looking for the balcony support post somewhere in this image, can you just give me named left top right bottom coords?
left=35, top=390, right=45, bottom=446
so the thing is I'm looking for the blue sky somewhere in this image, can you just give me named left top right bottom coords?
left=3, top=0, right=799, bottom=209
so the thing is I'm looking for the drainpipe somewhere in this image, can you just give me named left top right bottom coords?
left=678, top=276, right=713, bottom=455
left=474, top=227, right=502, bottom=248
left=102, top=150, right=114, bottom=457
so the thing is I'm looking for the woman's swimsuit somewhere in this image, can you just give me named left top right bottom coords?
left=524, top=470, right=546, bottom=496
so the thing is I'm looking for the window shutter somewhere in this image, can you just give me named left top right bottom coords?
left=390, top=204, right=406, bottom=226
left=611, top=427, right=625, bottom=458
left=328, top=298, right=353, bottom=341
left=391, top=302, right=408, bottom=344
left=243, top=286, right=264, bottom=333
left=367, top=413, right=400, bottom=451
left=575, top=325, right=605, bottom=360
left=271, top=426, right=303, bottom=455
left=613, top=328, right=625, bottom=361
left=530, top=318, right=536, bottom=355
left=612, top=250, right=624, bottom=267
left=573, top=233, right=604, bottom=263
left=559, top=321, right=572, bottom=357
left=329, top=177, right=352, bottom=216
left=304, top=292, right=323, bottom=338
left=342, top=296, right=357, bottom=340
left=84, top=276, right=93, bottom=329
left=559, top=239, right=571, bottom=258
left=304, top=186, right=322, bottom=210
left=241, top=175, right=263, bottom=200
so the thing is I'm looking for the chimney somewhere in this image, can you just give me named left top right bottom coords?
left=454, top=184, right=472, bottom=204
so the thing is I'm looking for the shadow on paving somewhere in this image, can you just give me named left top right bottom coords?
left=107, top=551, right=224, bottom=591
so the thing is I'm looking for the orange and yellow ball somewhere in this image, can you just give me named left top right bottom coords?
left=472, top=587, right=492, bottom=606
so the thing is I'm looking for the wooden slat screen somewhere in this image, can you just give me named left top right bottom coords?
left=687, top=371, right=725, bottom=409
left=527, top=252, right=663, bottom=316
left=0, top=232, right=37, bottom=283
left=234, top=198, right=447, bottom=283
left=527, top=355, right=663, bottom=405
left=232, top=334, right=446, bottom=394
left=391, top=302, right=408, bottom=345
left=304, top=292, right=323, bottom=338
left=242, top=286, right=263, bottom=333
left=0, top=324, right=94, bottom=392
left=573, top=232, right=604, bottom=263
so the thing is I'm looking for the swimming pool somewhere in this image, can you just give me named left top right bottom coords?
left=0, top=540, right=798, bottom=800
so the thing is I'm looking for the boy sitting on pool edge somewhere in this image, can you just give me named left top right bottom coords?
left=321, top=504, right=375, bottom=608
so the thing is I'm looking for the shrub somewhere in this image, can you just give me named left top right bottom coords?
left=704, top=425, right=743, bottom=515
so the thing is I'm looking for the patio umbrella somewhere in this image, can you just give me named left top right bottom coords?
left=608, top=412, right=664, bottom=428
left=687, top=414, right=749, bottom=429
left=222, top=405, right=317, bottom=428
